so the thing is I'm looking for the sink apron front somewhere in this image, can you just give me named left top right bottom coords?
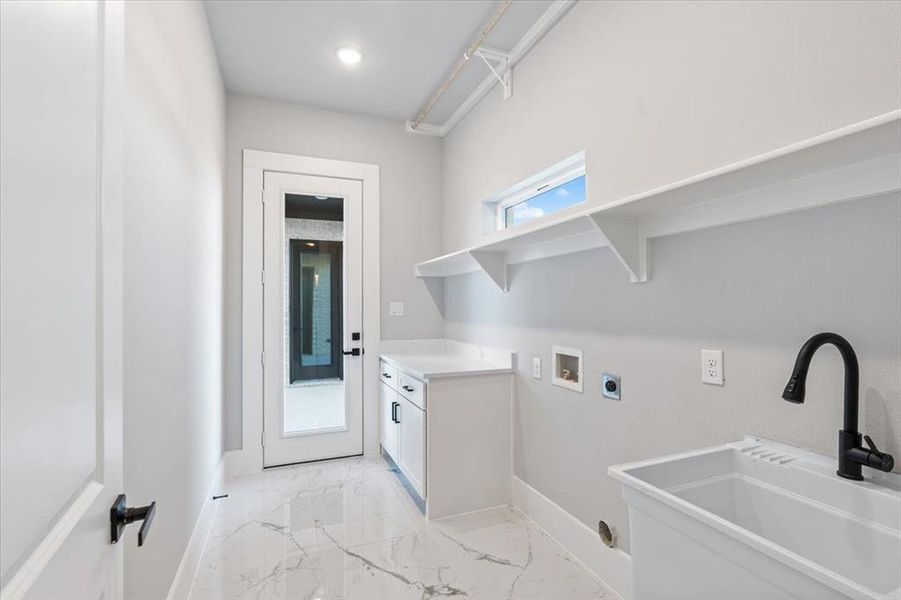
left=611, top=437, right=901, bottom=600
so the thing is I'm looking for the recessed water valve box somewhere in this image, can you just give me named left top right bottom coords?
left=602, top=373, right=621, bottom=400
left=552, top=346, right=583, bottom=392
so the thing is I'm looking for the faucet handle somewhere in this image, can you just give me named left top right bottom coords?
left=863, top=435, right=881, bottom=453
left=862, top=434, right=895, bottom=473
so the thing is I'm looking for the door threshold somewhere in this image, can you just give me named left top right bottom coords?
left=263, top=452, right=363, bottom=470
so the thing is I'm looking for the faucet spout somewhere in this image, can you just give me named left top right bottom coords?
left=782, top=332, right=859, bottom=431
left=782, top=332, right=894, bottom=481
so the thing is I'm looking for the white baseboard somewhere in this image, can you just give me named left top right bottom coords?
left=224, top=448, right=260, bottom=476
left=511, top=476, right=632, bottom=600
left=167, top=456, right=226, bottom=600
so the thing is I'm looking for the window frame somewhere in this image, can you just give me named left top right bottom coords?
left=493, top=162, right=586, bottom=232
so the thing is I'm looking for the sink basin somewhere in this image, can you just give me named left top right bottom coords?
left=609, top=436, right=901, bottom=600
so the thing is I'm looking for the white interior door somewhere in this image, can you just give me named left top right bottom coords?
left=0, top=1, right=126, bottom=598
left=263, top=172, right=364, bottom=466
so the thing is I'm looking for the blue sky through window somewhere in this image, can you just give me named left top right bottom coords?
left=504, top=175, right=586, bottom=228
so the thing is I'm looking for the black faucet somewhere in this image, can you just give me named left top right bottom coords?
left=782, top=332, right=894, bottom=481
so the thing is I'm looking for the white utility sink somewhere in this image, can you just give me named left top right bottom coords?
left=610, top=436, right=901, bottom=600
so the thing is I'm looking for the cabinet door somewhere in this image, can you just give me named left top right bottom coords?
left=379, top=381, right=398, bottom=459
left=397, top=396, right=426, bottom=499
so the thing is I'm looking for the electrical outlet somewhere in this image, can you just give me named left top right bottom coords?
left=701, top=349, right=724, bottom=385
left=389, top=301, right=404, bottom=317
left=602, top=373, right=621, bottom=400
left=532, top=357, right=541, bottom=379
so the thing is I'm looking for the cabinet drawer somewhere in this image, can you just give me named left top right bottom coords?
left=380, top=360, right=398, bottom=389
left=398, top=371, right=425, bottom=410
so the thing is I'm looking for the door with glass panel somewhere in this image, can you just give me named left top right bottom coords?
left=262, top=172, right=363, bottom=466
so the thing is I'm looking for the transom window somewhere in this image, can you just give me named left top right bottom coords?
left=488, top=152, right=586, bottom=232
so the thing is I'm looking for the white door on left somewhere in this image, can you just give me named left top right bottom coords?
left=1, top=2, right=127, bottom=598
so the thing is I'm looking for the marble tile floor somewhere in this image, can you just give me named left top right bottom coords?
left=189, top=455, right=611, bottom=600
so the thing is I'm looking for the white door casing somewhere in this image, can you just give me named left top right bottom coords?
left=0, top=1, right=125, bottom=598
left=262, top=172, right=364, bottom=466
left=238, top=151, right=379, bottom=476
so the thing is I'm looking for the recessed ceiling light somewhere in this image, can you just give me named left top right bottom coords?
left=336, top=46, right=363, bottom=66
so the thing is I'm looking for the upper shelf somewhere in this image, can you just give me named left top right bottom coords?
left=416, top=111, right=901, bottom=289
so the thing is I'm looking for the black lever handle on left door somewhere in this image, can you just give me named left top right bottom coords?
left=343, top=348, right=362, bottom=356
left=110, top=494, right=156, bottom=547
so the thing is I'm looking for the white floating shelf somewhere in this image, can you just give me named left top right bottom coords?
left=416, top=111, right=901, bottom=290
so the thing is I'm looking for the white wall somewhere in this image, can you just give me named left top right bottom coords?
left=443, top=0, right=901, bottom=250
left=225, top=94, right=444, bottom=449
left=124, top=2, right=225, bottom=597
left=440, top=0, right=901, bottom=553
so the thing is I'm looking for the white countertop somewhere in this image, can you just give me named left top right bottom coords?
left=378, top=339, right=515, bottom=380
left=379, top=353, right=513, bottom=379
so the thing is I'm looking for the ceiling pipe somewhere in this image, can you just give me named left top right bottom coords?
left=410, top=0, right=513, bottom=130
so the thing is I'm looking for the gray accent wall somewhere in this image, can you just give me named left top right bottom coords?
left=440, top=1, right=901, bottom=553
left=444, top=195, right=901, bottom=552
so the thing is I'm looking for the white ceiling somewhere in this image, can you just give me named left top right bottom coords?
left=203, top=0, right=553, bottom=125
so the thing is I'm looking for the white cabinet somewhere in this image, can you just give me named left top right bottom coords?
left=379, top=359, right=425, bottom=499
left=379, top=381, right=398, bottom=461
left=379, top=347, right=514, bottom=519
left=397, top=395, right=426, bottom=498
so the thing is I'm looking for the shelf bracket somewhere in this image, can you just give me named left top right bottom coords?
left=471, top=45, right=512, bottom=101
left=589, top=215, right=648, bottom=283
left=469, top=250, right=509, bottom=292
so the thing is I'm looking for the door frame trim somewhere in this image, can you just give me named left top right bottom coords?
left=236, top=149, right=380, bottom=475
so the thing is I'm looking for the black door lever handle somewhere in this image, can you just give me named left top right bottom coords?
left=111, top=494, right=156, bottom=547
left=343, top=348, right=362, bottom=356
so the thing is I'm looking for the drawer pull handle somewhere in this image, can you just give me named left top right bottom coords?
left=382, top=373, right=392, bottom=378
left=402, top=385, right=414, bottom=392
